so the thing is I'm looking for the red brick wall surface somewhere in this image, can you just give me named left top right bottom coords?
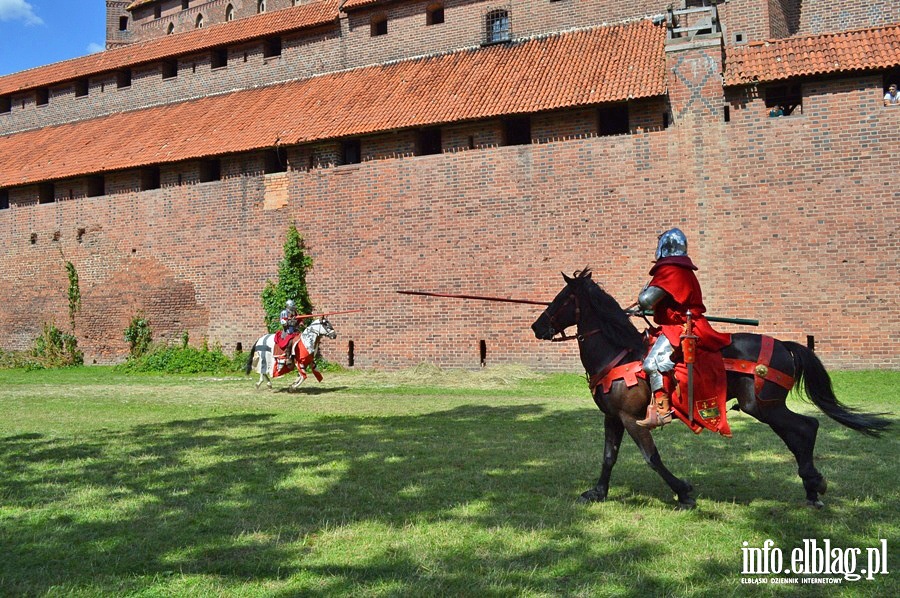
left=2, top=71, right=897, bottom=370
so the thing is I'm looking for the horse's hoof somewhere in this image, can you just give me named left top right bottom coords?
left=577, top=489, right=607, bottom=504
left=806, top=499, right=825, bottom=509
left=677, top=497, right=697, bottom=510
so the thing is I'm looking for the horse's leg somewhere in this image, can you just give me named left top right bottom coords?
left=578, top=413, right=625, bottom=503
left=290, top=367, right=307, bottom=389
left=622, top=419, right=696, bottom=509
left=728, top=340, right=828, bottom=508
left=740, top=397, right=826, bottom=507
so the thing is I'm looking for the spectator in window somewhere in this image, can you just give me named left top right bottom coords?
left=768, top=105, right=784, bottom=117
left=885, top=84, right=900, bottom=107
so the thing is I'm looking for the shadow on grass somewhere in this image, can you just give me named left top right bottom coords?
left=0, top=404, right=894, bottom=595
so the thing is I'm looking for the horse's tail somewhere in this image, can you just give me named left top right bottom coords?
left=244, top=343, right=255, bottom=375
left=783, top=341, right=891, bottom=437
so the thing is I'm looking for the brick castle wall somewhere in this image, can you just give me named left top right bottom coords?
left=1, top=72, right=897, bottom=370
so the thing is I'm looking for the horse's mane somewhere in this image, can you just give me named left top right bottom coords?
left=574, top=269, right=644, bottom=354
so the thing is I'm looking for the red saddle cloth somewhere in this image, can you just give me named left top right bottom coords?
left=271, top=335, right=319, bottom=380
left=665, top=349, right=731, bottom=437
left=274, top=330, right=297, bottom=350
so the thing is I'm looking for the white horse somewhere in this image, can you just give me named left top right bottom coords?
left=245, top=317, right=337, bottom=390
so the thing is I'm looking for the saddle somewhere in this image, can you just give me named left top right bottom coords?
left=593, top=330, right=794, bottom=438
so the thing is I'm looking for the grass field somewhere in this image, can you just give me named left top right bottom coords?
left=0, top=366, right=896, bottom=597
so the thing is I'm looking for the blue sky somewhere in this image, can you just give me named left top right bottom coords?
left=0, top=0, right=107, bottom=77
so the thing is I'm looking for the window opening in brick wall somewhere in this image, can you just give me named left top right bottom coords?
left=167, top=22, right=175, bottom=35
left=341, top=139, right=361, bottom=165
left=503, top=116, right=531, bottom=146
left=74, top=79, right=89, bottom=98
left=211, top=48, right=228, bottom=69
left=30, top=233, right=37, bottom=244
left=119, top=16, right=128, bottom=31
left=0, top=190, right=8, bottom=210
left=117, top=69, right=132, bottom=88
left=264, top=150, right=287, bottom=173
left=154, top=5, right=161, bottom=19
left=883, top=69, right=900, bottom=104
left=348, top=340, right=354, bottom=367
left=39, top=183, right=54, bottom=204
left=199, top=159, right=222, bottom=182
left=87, top=176, right=105, bottom=198
left=53, top=230, right=61, bottom=241
left=77, top=227, right=86, bottom=242
left=35, top=88, right=49, bottom=106
left=598, top=104, right=629, bottom=136
left=485, top=9, right=510, bottom=44
left=371, top=15, right=387, bottom=36
left=479, top=339, right=487, bottom=367
left=427, top=4, right=445, bottom=25
left=196, top=14, right=204, bottom=28
left=161, top=60, right=178, bottom=79
left=723, top=105, right=730, bottom=122
left=263, top=37, right=282, bottom=58
left=765, top=83, right=801, bottom=115
left=225, top=4, right=234, bottom=21
left=417, top=128, right=442, bottom=155
left=1, top=95, right=11, bottom=113
left=257, top=0, right=266, bottom=14
left=141, top=167, right=161, bottom=190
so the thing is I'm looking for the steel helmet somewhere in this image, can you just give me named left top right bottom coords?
left=655, top=228, right=688, bottom=260
left=285, top=299, right=296, bottom=310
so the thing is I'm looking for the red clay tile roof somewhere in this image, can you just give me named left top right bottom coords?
left=724, top=23, right=900, bottom=86
left=341, top=0, right=384, bottom=10
left=0, top=20, right=666, bottom=188
left=0, top=0, right=340, bottom=95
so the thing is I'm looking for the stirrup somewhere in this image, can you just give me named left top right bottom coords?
left=636, top=405, right=673, bottom=430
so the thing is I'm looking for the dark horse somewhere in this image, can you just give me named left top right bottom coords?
left=531, top=269, right=890, bottom=509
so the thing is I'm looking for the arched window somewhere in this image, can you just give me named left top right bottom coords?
left=167, top=22, right=175, bottom=35
left=195, top=14, right=204, bottom=28
left=426, top=3, right=444, bottom=26
left=485, top=9, right=510, bottom=43
left=225, top=4, right=234, bottom=21
left=257, top=0, right=266, bottom=14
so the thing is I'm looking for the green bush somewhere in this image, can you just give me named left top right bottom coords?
left=30, top=322, right=84, bottom=368
left=118, top=339, right=244, bottom=375
left=123, top=314, right=153, bottom=358
left=0, top=349, right=39, bottom=370
left=261, top=224, right=314, bottom=333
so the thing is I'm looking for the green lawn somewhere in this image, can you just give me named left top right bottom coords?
left=0, top=367, right=896, bottom=597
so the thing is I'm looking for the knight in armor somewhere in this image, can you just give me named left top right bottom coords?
left=280, top=299, right=299, bottom=334
left=631, top=228, right=730, bottom=430
left=280, top=299, right=300, bottom=364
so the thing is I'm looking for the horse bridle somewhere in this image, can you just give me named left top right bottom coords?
left=542, top=288, right=604, bottom=344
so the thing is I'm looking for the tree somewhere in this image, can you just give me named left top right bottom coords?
left=261, top=224, right=314, bottom=333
